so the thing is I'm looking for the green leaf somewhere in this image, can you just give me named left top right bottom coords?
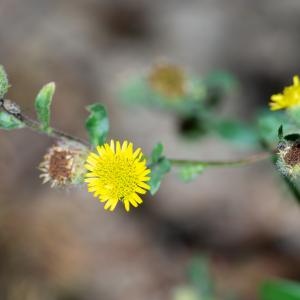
left=260, top=280, right=300, bottom=300
left=148, top=143, right=171, bottom=195
left=178, top=164, right=205, bottom=182
left=85, top=103, right=109, bottom=146
left=0, top=65, right=9, bottom=98
left=35, top=82, right=55, bottom=131
left=0, top=111, right=24, bottom=130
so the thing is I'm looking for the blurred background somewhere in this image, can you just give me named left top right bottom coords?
left=1, top=0, right=300, bottom=299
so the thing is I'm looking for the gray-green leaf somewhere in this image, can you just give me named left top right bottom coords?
left=35, top=82, right=55, bottom=131
left=149, top=157, right=171, bottom=195
left=0, top=65, right=9, bottom=98
left=0, top=111, right=24, bottom=130
left=85, top=103, right=109, bottom=146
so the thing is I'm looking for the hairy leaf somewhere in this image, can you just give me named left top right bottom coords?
left=85, top=103, right=109, bottom=146
left=35, top=82, right=55, bottom=131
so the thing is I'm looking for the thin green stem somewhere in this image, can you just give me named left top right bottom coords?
left=20, top=114, right=90, bottom=146
left=170, top=152, right=271, bottom=168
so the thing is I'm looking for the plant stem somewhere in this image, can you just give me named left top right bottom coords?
left=0, top=99, right=89, bottom=146
left=20, top=114, right=90, bottom=146
left=170, top=152, right=271, bottom=168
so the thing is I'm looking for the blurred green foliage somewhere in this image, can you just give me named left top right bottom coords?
left=119, top=68, right=241, bottom=142
left=260, top=280, right=300, bottom=300
left=177, top=163, right=205, bottom=183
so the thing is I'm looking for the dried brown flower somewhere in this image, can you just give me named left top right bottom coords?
left=39, top=140, right=88, bottom=187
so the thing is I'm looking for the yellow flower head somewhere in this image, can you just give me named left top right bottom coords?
left=270, top=75, right=300, bottom=110
left=84, top=140, right=151, bottom=212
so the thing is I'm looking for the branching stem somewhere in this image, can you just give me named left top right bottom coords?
left=1, top=98, right=272, bottom=168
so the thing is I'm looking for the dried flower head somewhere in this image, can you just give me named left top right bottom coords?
left=270, top=75, right=300, bottom=111
left=39, top=140, right=88, bottom=187
left=277, top=140, right=300, bottom=179
left=84, top=140, right=151, bottom=212
left=148, top=63, right=186, bottom=98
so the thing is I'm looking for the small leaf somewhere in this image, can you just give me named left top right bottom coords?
left=35, top=82, right=55, bottom=131
left=149, top=157, right=171, bottom=195
left=85, top=103, right=109, bottom=146
left=150, top=143, right=163, bottom=164
left=260, top=280, right=300, bottom=300
left=284, top=134, right=300, bottom=142
left=0, top=65, right=9, bottom=98
left=0, top=111, right=24, bottom=130
left=278, top=125, right=283, bottom=139
left=178, top=164, right=205, bottom=182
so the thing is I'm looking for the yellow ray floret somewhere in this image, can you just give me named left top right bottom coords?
left=84, top=140, right=151, bottom=212
left=270, top=75, right=300, bottom=110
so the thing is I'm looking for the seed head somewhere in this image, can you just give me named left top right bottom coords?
left=39, top=140, right=88, bottom=187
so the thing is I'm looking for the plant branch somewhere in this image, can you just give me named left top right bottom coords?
left=170, top=152, right=271, bottom=168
